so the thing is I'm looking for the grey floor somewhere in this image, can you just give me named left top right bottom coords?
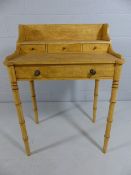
left=0, top=101, right=131, bottom=175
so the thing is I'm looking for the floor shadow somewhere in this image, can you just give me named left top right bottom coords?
left=39, top=106, right=73, bottom=123
left=37, top=102, right=92, bottom=123
left=73, top=102, right=92, bottom=122
left=31, top=102, right=101, bottom=152
left=26, top=113, right=35, bottom=123
left=32, top=135, right=79, bottom=155
left=0, top=128, right=24, bottom=153
left=23, top=101, right=101, bottom=154
left=62, top=115, right=102, bottom=151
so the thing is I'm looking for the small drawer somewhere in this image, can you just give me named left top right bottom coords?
left=47, top=44, right=81, bottom=53
left=19, top=44, right=46, bottom=54
left=83, top=43, right=109, bottom=53
left=15, top=64, right=114, bottom=80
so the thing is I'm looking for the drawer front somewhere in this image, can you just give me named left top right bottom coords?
left=19, top=44, right=46, bottom=54
left=15, top=64, right=114, bottom=80
left=83, top=43, right=109, bottom=53
left=47, top=44, right=81, bottom=53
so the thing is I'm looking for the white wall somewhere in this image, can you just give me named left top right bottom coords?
left=0, top=0, right=131, bottom=102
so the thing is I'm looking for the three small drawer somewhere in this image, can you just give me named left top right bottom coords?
left=18, top=43, right=109, bottom=54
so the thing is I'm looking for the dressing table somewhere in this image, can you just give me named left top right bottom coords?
left=4, top=24, right=125, bottom=156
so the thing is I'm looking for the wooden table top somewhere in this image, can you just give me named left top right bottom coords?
left=5, top=52, right=124, bottom=66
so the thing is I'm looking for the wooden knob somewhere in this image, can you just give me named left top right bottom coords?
left=34, top=70, right=41, bottom=76
left=62, top=47, right=66, bottom=50
left=93, top=46, right=97, bottom=50
left=90, top=69, right=96, bottom=75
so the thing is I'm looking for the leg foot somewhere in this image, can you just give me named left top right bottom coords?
left=103, top=80, right=119, bottom=153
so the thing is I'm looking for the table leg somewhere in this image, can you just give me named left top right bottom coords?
left=92, top=80, right=99, bottom=123
left=103, top=64, right=122, bottom=153
left=9, top=66, right=31, bottom=156
left=30, top=80, right=39, bottom=124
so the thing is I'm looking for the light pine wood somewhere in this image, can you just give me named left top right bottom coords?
left=4, top=24, right=125, bottom=155
left=83, top=43, right=109, bottom=53
left=8, top=66, right=31, bottom=156
left=30, top=80, right=39, bottom=124
left=102, top=24, right=110, bottom=41
left=19, top=44, right=46, bottom=54
left=4, top=53, right=124, bottom=66
left=17, top=40, right=110, bottom=44
left=47, top=43, right=81, bottom=53
left=93, top=80, right=99, bottom=123
left=103, top=64, right=122, bottom=153
left=18, top=24, right=106, bottom=42
left=14, top=64, right=114, bottom=80
left=108, top=45, right=123, bottom=59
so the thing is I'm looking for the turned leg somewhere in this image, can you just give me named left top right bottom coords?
left=92, top=80, right=99, bottom=123
left=103, top=64, right=122, bottom=153
left=11, top=81, right=30, bottom=156
left=8, top=66, right=31, bottom=156
left=29, top=80, right=39, bottom=124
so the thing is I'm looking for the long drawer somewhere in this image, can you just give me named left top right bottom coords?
left=15, top=64, right=114, bottom=80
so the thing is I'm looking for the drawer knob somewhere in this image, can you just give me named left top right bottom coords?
left=93, top=46, right=97, bottom=50
left=90, top=69, right=96, bottom=75
left=62, top=47, right=66, bottom=50
left=34, top=70, right=41, bottom=76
